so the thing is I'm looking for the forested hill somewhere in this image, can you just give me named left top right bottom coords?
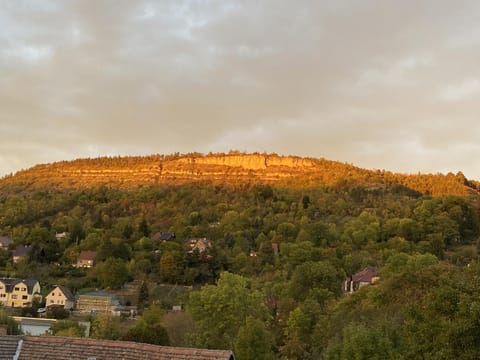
left=0, top=152, right=478, bottom=196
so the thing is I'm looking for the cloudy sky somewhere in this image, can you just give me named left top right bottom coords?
left=1, top=1, right=480, bottom=179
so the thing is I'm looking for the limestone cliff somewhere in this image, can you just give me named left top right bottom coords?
left=0, top=152, right=477, bottom=197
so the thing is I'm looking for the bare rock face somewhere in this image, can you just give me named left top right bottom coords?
left=0, top=152, right=476, bottom=197
left=177, top=154, right=316, bottom=170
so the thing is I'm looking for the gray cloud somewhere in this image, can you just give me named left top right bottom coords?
left=1, top=0, right=480, bottom=179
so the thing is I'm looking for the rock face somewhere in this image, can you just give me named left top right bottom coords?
left=0, top=153, right=321, bottom=190
left=178, top=154, right=316, bottom=170
left=0, top=152, right=477, bottom=197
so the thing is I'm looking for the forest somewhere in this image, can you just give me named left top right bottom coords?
left=0, top=154, right=480, bottom=359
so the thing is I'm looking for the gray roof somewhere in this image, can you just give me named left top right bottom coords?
left=12, top=246, right=29, bottom=257
left=0, top=278, right=39, bottom=295
left=0, top=236, right=13, bottom=247
left=51, top=285, right=75, bottom=301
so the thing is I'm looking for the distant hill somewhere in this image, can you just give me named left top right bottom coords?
left=0, top=152, right=478, bottom=196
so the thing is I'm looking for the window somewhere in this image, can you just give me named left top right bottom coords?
left=51, top=293, right=55, bottom=296
left=14, top=287, right=19, bottom=291
left=22, top=287, right=26, bottom=291
left=11, top=295, right=17, bottom=299
left=50, top=300, right=54, bottom=303
left=0, top=294, right=6, bottom=298
left=22, top=295, right=28, bottom=300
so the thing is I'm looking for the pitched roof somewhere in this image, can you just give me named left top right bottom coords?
left=13, top=245, right=29, bottom=257
left=0, top=278, right=39, bottom=294
left=0, top=335, right=21, bottom=359
left=151, top=232, right=176, bottom=241
left=48, top=286, right=75, bottom=301
left=352, top=266, right=378, bottom=283
left=4, top=335, right=235, bottom=360
left=0, top=236, right=13, bottom=247
left=161, top=232, right=176, bottom=241
left=77, top=251, right=97, bottom=261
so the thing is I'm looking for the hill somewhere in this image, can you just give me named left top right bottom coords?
left=0, top=152, right=478, bottom=196
left=0, top=152, right=479, bottom=358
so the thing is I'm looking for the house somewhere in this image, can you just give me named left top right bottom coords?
left=45, top=285, right=75, bottom=310
left=151, top=231, right=176, bottom=242
left=0, top=335, right=235, bottom=360
left=0, top=278, right=41, bottom=307
left=77, top=291, right=120, bottom=315
left=76, top=251, right=96, bottom=268
left=12, top=245, right=30, bottom=264
left=55, top=232, right=69, bottom=240
left=0, top=236, right=12, bottom=249
left=188, top=238, right=212, bottom=253
left=344, top=266, right=379, bottom=293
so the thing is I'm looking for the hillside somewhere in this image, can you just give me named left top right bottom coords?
left=0, top=152, right=477, bottom=197
left=0, top=152, right=479, bottom=358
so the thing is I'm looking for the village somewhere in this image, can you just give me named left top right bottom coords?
left=0, top=230, right=380, bottom=338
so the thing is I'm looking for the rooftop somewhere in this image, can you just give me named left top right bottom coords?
left=0, top=335, right=235, bottom=360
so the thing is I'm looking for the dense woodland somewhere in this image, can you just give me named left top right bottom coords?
left=1, top=153, right=480, bottom=359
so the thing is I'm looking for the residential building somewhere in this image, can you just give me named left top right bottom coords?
left=12, top=245, right=29, bottom=264
left=45, top=285, right=75, bottom=310
left=55, top=232, right=69, bottom=240
left=0, top=278, right=41, bottom=307
left=0, top=236, right=12, bottom=249
left=77, top=291, right=120, bottom=314
left=188, top=238, right=212, bottom=253
left=76, top=251, right=96, bottom=268
left=344, top=266, right=379, bottom=293
left=0, top=335, right=235, bottom=360
left=151, top=231, right=176, bottom=242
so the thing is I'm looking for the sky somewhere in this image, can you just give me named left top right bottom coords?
left=1, top=0, right=480, bottom=179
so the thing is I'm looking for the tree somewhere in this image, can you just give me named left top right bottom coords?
left=187, top=272, right=268, bottom=350
left=90, top=314, right=122, bottom=340
left=0, top=309, right=22, bottom=335
left=138, top=218, right=150, bottom=237
left=234, top=316, right=275, bottom=360
left=122, top=305, right=170, bottom=345
left=94, top=257, right=130, bottom=289
left=122, top=322, right=170, bottom=345
left=48, top=319, right=85, bottom=337
left=290, top=261, right=344, bottom=302
left=137, top=281, right=149, bottom=314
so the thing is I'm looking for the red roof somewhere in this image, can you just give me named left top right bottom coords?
left=351, top=266, right=378, bottom=283
left=7, top=335, right=235, bottom=360
left=77, top=251, right=97, bottom=261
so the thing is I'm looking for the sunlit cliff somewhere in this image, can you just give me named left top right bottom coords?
left=0, top=152, right=477, bottom=197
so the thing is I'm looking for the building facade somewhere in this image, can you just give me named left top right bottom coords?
left=0, top=278, right=41, bottom=307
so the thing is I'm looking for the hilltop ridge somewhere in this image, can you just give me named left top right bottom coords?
left=0, top=152, right=477, bottom=196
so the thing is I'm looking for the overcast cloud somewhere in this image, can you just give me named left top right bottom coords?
left=1, top=0, right=480, bottom=178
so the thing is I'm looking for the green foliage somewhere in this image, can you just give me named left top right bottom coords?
left=0, top=309, right=22, bottom=335
left=46, top=306, right=70, bottom=319
left=122, top=307, right=170, bottom=345
left=48, top=319, right=85, bottom=337
left=137, top=281, right=149, bottom=314
left=234, top=316, right=275, bottom=360
left=0, top=173, right=480, bottom=357
left=93, top=257, right=130, bottom=289
left=187, top=272, right=268, bottom=350
left=90, top=314, right=122, bottom=340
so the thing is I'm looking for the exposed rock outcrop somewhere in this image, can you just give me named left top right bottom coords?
left=0, top=152, right=477, bottom=197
